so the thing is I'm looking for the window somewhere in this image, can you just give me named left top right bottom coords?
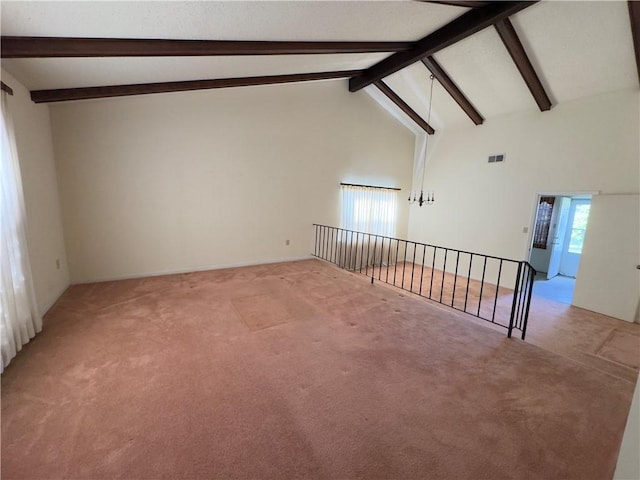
left=567, top=203, right=591, bottom=254
left=1, top=90, right=42, bottom=372
left=340, top=184, right=398, bottom=237
left=532, top=196, right=555, bottom=249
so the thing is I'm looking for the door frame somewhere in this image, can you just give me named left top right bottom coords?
left=525, top=190, right=600, bottom=261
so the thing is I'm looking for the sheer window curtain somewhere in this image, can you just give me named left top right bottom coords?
left=340, top=185, right=398, bottom=237
left=1, top=91, right=41, bottom=372
left=339, top=185, right=398, bottom=270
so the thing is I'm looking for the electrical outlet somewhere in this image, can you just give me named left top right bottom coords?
left=56, top=259, right=60, bottom=269
left=522, top=227, right=529, bottom=234
left=285, top=240, right=290, bottom=246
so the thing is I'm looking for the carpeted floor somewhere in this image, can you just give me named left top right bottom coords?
left=1, top=259, right=638, bottom=479
left=348, top=259, right=640, bottom=383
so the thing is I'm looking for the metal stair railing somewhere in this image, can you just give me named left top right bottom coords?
left=312, top=224, right=536, bottom=340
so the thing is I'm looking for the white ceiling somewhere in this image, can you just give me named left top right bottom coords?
left=0, top=1, right=462, bottom=41
left=2, top=54, right=391, bottom=90
left=434, top=26, right=541, bottom=121
left=0, top=1, right=637, bottom=131
left=511, top=1, right=637, bottom=104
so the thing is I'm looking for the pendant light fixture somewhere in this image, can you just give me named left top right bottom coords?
left=408, top=74, right=436, bottom=207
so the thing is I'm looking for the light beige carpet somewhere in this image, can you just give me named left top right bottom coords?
left=1, top=259, right=637, bottom=479
left=597, top=329, right=640, bottom=369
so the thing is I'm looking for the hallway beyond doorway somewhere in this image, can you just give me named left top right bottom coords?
left=533, top=273, right=575, bottom=304
left=529, top=194, right=592, bottom=280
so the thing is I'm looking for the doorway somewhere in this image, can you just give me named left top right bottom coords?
left=528, top=194, right=592, bottom=304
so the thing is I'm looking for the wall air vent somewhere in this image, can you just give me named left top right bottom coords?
left=488, top=153, right=506, bottom=164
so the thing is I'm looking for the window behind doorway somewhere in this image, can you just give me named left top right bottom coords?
left=532, top=196, right=555, bottom=249
left=567, top=203, right=591, bottom=254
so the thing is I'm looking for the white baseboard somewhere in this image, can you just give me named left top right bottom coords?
left=72, top=255, right=315, bottom=285
left=40, top=283, right=71, bottom=316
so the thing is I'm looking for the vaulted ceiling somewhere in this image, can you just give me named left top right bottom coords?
left=1, top=1, right=638, bottom=132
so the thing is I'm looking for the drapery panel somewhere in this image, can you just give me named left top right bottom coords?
left=1, top=92, right=41, bottom=372
left=340, top=184, right=398, bottom=238
left=339, top=184, right=399, bottom=270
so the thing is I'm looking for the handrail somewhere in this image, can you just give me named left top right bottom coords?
left=312, top=224, right=536, bottom=340
left=313, top=223, right=527, bottom=264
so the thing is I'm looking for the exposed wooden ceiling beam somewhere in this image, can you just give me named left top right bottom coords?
left=349, top=1, right=536, bottom=92
left=30, top=70, right=362, bottom=103
left=629, top=1, right=640, bottom=83
left=374, top=80, right=435, bottom=134
left=420, top=1, right=490, bottom=8
left=420, top=56, right=483, bottom=125
left=1, top=81, right=14, bottom=96
left=494, top=18, right=551, bottom=111
left=1, top=36, right=412, bottom=58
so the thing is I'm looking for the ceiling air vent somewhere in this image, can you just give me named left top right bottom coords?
left=488, top=153, right=505, bottom=164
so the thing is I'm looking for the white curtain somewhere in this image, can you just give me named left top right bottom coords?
left=0, top=92, right=41, bottom=372
left=340, top=185, right=398, bottom=237
left=338, top=185, right=398, bottom=270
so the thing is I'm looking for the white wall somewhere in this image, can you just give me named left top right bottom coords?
left=573, top=194, right=639, bottom=322
left=50, top=80, right=414, bottom=283
left=614, top=378, right=640, bottom=480
left=408, top=89, right=639, bottom=262
left=1, top=69, right=70, bottom=315
left=529, top=247, right=551, bottom=273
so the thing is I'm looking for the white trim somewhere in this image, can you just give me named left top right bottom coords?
left=534, top=190, right=601, bottom=197
left=524, top=191, right=600, bottom=259
left=597, top=192, right=640, bottom=197
left=71, top=255, right=315, bottom=285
